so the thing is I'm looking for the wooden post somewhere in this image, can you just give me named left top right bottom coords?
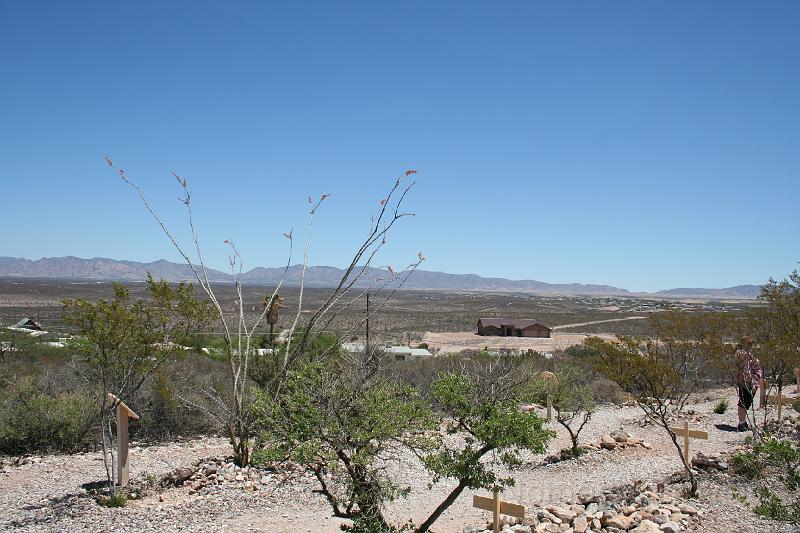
left=760, top=379, right=768, bottom=409
left=682, top=421, right=689, bottom=466
left=107, top=393, right=139, bottom=487
left=473, top=490, right=526, bottom=533
left=540, top=371, right=557, bottom=421
left=770, top=393, right=795, bottom=423
left=669, top=421, right=708, bottom=476
left=492, top=489, right=501, bottom=533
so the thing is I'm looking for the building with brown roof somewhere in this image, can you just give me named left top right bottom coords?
left=476, top=318, right=551, bottom=338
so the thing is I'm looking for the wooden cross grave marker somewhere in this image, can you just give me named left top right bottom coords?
left=770, top=392, right=797, bottom=423
left=107, top=393, right=140, bottom=487
left=540, top=371, right=557, bottom=421
left=669, top=420, right=708, bottom=476
left=472, top=489, right=526, bottom=533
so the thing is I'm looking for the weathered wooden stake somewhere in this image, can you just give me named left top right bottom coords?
left=669, top=420, right=708, bottom=476
left=473, top=489, right=526, bottom=533
left=770, top=393, right=795, bottom=423
left=107, top=393, right=139, bottom=487
left=493, top=489, right=500, bottom=533
left=759, top=379, right=768, bottom=409
left=540, top=371, right=557, bottom=421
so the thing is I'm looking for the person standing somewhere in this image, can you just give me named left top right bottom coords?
left=735, top=335, right=763, bottom=432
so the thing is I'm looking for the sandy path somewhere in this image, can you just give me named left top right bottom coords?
left=551, top=316, right=646, bottom=330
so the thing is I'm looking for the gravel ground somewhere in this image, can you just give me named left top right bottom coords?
left=1, top=387, right=796, bottom=532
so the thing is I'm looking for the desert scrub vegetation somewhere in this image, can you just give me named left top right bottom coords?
left=731, top=435, right=800, bottom=523
left=545, top=360, right=596, bottom=457
left=62, top=275, right=213, bottom=495
left=713, top=399, right=730, bottom=414
left=0, top=375, right=95, bottom=455
left=0, top=349, right=226, bottom=456
left=252, top=351, right=553, bottom=533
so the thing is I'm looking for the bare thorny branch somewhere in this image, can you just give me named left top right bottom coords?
left=107, top=157, right=421, bottom=464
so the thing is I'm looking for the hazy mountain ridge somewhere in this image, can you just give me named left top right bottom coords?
left=0, top=256, right=761, bottom=298
left=655, top=285, right=761, bottom=299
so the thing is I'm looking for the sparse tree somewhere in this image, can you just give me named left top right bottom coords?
left=62, top=276, right=212, bottom=497
left=588, top=317, right=716, bottom=497
left=548, top=361, right=595, bottom=458
left=416, top=357, right=554, bottom=532
left=750, top=271, right=800, bottom=419
left=253, top=353, right=436, bottom=531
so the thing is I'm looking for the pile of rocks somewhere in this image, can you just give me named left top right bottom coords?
left=159, top=456, right=307, bottom=496
left=691, top=452, right=728, bottom=472
left=590, top=430, right=653, bottom=451
left=636, top=412, right=705, bottom=429
left=464, top=480, right=704, bottom=533
left=0, top=455, right=43, bottom=472
left=762, top=414, right=800, bottom=439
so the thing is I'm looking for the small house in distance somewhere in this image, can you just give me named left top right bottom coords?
left=476, top=318, right=551, bottom=338
left=11, top=318, right=43, bottom=332
left=385, top=345, right=433, bottom=361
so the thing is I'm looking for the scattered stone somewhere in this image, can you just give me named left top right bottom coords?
left=659, top=522, right=681, bottom=533
left=631, top=519, right=661, bottom=533
left=691, top=452, right=728, bottom=471
left=601, top=435, right=618, bottom=450
left=611, top=429, right=631, bottom=443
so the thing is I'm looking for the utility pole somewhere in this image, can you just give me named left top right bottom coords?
left=365, top=292, right=370, bottom=355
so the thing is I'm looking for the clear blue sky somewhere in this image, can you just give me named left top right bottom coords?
left=1, top=2, right=798, bottom=292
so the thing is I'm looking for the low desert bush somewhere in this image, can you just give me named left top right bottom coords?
left=713, top=399, right=729, bottom=414
left=731, top=436, right=800, bottom=523
left=98, top=492, right=128, bottom=508
left=559, top=446, right=586, bottom=460
left=0, top=376, right=96, bottom=455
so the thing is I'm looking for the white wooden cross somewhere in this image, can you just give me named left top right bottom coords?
left=669, top=420, right=708, bottom=476
left=107, top=393, right=140, bottom=487
left=540, top=371, right=557, bottom=421
left=770, top=392, right=796, bottom=423
left=473, top=489, right=526, bottom=533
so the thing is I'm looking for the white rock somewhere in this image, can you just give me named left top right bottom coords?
left=660, top=522, right=681, bottom=533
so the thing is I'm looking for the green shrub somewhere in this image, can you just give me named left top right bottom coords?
left=732, top=436, right=800, bottom=523
left=559, top=446, right=586, bottom=460
left=98, top=492, right=128, bottom=508
left=731, top=449, right=764, bottom=480
left=713, top=399, right=729, bottom=414
left=0, top=377, right=96, bottom=455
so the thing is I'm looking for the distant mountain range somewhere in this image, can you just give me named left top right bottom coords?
left=0, top=256, right=762, bottom=299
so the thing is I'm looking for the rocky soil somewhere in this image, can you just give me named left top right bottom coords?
left=1, top=387, right=797, bottom=532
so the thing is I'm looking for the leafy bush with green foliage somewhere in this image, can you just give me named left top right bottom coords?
left=417, top=363, right=554, bottom=532
left=254, top=359, right=436, bottom=531
left=62, top=276, right=213, bottom=493
left=731, top=436, right=800, bottom=523
left=0, top=376, right=96, bottom=455
left=254, top=352, right=553, bottom=533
